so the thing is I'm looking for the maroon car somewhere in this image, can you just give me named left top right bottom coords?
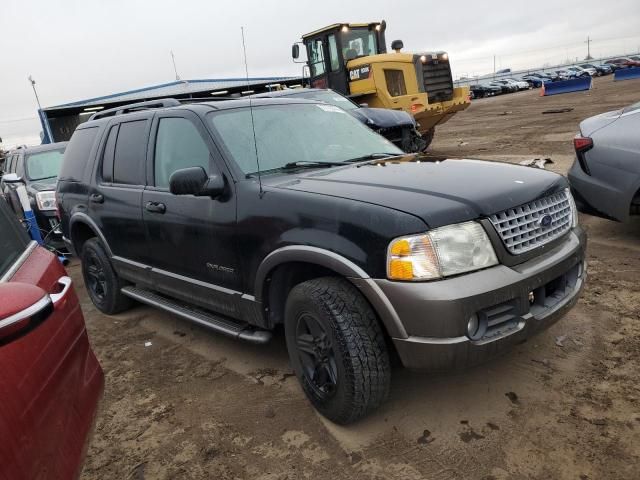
left=0, top=198, right=103, bottom=479
left=604, top=57, right=640, bottom=69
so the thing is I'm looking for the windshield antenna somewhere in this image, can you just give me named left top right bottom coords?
left=241, top=26, right=263, bottom=197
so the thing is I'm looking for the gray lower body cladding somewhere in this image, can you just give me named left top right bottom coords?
left=375, top=227, right=586, bottom=371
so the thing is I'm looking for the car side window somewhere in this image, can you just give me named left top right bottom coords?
left=0, top=201, right=28, bottom=277
left=113, top=120, right=147, bottom=185
left=154, top=117, right=210, bottom=189
left=101, top=124, right=119, bottom=183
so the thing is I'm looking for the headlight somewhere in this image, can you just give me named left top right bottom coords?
left=387, top=221, right=498, bottom=281
left=35, top=191, right=57, bottom=211
left=565, top=188, right=578, bottom=228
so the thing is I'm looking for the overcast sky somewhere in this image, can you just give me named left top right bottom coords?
left=1, top=0, right=639, bottom=146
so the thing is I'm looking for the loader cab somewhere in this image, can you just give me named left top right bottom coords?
left=294, top=22, right=387, bottom=95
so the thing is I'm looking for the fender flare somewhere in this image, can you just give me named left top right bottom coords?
left=254, top=245, right=408, bottom=339
left=69, top=213, right=113, bottom=257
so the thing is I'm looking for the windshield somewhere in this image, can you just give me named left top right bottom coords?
left=26, top=149, right=65, bottom=181
left=290, top=91, right=358, bottom=111
left=342, top=28, right=378, bottom=58
left=208, top=103, right=402, bottom=175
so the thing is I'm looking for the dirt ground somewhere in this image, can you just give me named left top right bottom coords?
left=79, top=76, right=640, bottom=480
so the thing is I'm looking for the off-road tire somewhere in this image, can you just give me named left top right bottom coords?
left=421, top=127, right=435, bottom=151
left=81, top=238, right=133, bottom=314
left=284, top=277, right=391, bottom=424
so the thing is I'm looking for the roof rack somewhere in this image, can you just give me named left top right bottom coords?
left=176, top=97, right=238, bottom=103
left=88, top=99, right=181, bottom=121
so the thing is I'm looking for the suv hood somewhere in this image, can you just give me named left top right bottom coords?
left=271, top=155, right=567, bottom=228
left=348, top=107, right=416, bottom=129
left=28, top=179, right=57, bottom=192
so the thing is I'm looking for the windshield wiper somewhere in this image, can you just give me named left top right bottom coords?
left=30, top=175, right=57, bottom=182
left=281, top=160, right=350, bottom=169
left=344, top=153, right=406, bottom=163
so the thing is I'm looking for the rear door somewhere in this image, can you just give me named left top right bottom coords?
left=0, top=198, right=103, bottom=479
left=89, top=113, right=151, bottom=270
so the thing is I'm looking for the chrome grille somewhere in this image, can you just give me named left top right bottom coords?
left=489, top=190, right=572, bottom=254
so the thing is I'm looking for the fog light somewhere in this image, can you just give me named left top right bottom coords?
left=467, top=314, right=480, bottom=340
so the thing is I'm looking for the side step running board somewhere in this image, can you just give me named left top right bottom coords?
left=121, top=286, right=272, bottom=344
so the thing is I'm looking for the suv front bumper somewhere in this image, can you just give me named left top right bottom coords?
left=376, top=228, right=586, bottom=371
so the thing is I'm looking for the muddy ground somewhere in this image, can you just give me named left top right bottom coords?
left=80, top=76, right=640, bottom=480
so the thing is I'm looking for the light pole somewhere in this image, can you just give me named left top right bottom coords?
left=28, top=75, right=53, bottom=144
left=28, top=76, right=43, bottom=110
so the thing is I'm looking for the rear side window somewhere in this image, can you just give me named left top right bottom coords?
left=0, top=201, right=28, bottom=278
left=113, top=120, right=147, bottom=185
left=101, top=125, right=119, bottom=183
left=60, top=127, right=99, bottom=181
left=154, top=118, right=210, bottom=189
left=384, top=70, right=407, bottom=97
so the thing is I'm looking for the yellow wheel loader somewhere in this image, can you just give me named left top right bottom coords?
left=292, top=21, right=470, bottom=149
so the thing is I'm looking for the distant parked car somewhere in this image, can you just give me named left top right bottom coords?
left=537, top=72, right=561, bottom=81
left=491, top=80, right=518, bottom=93
left=504, top=78, right=531, bottom=90
left=604, top=57, right=640, bottom=69
left=487, top=82, right=513, bottom=94
left=568, top=101, right=640, bottom=222
left=567, top=66, right=595, bottom=77
left=0, top=196, right=103, bottom=479
left=580, top=63, right=612, bottom=76
left=521, top=74, right=549, bottom=88
left=470, top=84, right=500, bottom=98
left=0, top=143, right=67, bottom=251
left=555, top=69, right=575, bottom=79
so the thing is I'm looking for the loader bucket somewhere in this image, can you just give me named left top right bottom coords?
left=540, top=77, right=592, bottom=96
left=614, top=67, right=640, bottom=81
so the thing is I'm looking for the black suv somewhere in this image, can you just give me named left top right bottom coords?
left=58, top=97, right=586, bottom=424
left=1, top=142, right=68, bottom=251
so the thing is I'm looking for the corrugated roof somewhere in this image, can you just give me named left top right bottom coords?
left=47, top=77, right=299, bottom=109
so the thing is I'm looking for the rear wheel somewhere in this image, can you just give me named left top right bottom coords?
left=284, top=277, right=391, bottom=424
left=81, top=238, right=133, bottom=315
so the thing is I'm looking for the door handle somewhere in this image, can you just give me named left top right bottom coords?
left=89, top=193, right=104, bottom=204
left=145, top=201, right=166, bottom=214
left=50, top=276, right=72, bottom=306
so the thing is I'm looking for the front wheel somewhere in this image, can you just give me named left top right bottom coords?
left=284, top=277, right=391, bottom=424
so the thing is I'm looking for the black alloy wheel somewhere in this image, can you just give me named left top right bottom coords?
left=295, top=312, right=338, bottom=400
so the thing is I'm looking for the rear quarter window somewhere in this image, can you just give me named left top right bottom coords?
left=59, top=127, right=100, bottom=181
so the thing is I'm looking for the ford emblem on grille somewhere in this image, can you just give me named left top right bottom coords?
left=538, top=214, right=553, bottom=229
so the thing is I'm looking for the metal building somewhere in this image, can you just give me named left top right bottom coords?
left=39, top=77, right=301, bottom=143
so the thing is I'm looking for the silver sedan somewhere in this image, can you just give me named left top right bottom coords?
left=568, top=101, right=640, bottom=222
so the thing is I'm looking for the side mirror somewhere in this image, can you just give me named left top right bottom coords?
left=169, top=167, right=225, bottom=198
left=391, top=39, right=404, bottom=52
left=2, top=173, right=23, bottom=184
left=292, top=44, right=300, bottom=60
